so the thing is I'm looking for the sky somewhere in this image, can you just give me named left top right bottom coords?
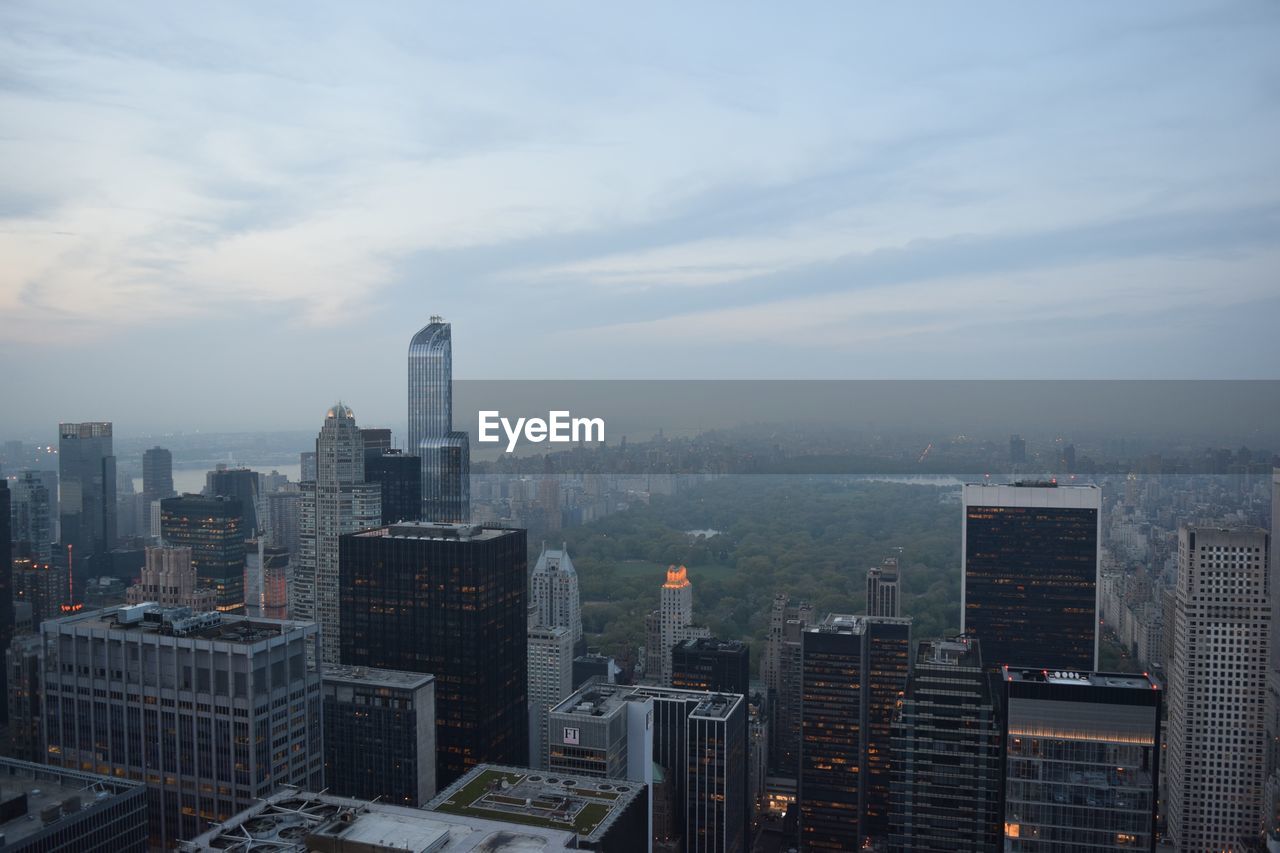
left=2, top=2, right=1278, bottom=436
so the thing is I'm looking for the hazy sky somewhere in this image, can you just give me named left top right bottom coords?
left=2, top=2, right=1278, bottom=436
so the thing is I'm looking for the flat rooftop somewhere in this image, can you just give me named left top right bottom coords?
left=322, top=665, right=434, bottom=690
left=47, top=604, right=307, bottom=645
left=179, top=789, right=576, bottom=852
left=1002, top=667, right=1159, bottom=691
left=0, top=758, right=143, bottom=847
left=550, top=682, right=634, bottom=718
left=354, top=521, right=518, bottom=542
left=916, top=636, right=983, bottom=669
left=428, top=765, right=642, bottom=843
left=808, top=613, right=913, bottom=635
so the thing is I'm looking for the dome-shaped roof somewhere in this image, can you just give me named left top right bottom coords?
left=325, top=402, right=355, bottom=420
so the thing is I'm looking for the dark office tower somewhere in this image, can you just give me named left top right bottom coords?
left=9, top=469, right=53, bottom=563
left=365, top=449, right=422, bottom=523
left=360, top=427, right=392, bottom=461
left=7, top=634, right=43, bottom=762
left=673, top=637, right=750, bottom=695
left=1009, top=434, right=1027, bottom=465
left=206, top=465, right=261, bottom=535
left=0, top=481, right=9, bottom=727
left=962, top=482, right=1100, bottom=672
left=141, top=446, right=173, bottom=503
left=408, top=318, right=470, bottom=523
left=300, top=450, right=317, bottom=482
left=799, top=614, right=911, bottom=850
left=866, top=555, right=900, bottom=618
left=322, top=666, right=437, bottom=806
left=762, top=593, right=812, bottom=778
left=160, top=494, right=246, bottom=611
left=888, top=637, right=1001, bottom=852
left=1002, top=668, right=1161, bottom=851
left=339, top=522, right=526, bottom=787
left=57, top=421, right=116, bottom=575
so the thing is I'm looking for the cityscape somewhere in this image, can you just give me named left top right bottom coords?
left=3, top=3, right=1280, bottom=852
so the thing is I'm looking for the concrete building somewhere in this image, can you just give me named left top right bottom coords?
left=865, top=556, right=901, bottom=618
left=962, top=482, right=1101, bottom=671
left=1002, top=668, right=1161, bottom=851
left=645, top=565, right=710, bottom=686
left=528, top=624, right=574, bottom=769
left=41, top=604, right=324, bottom=847
left=0, top=757, right=148, bottom=853
left=8, top=469, right=53, bottom=563
left=761, top=593, right=812, bottom=779
left=322, top=666, right=436, bottom=806
left=125, top=544, right=217, bottom=611
left=1167, top=524, right=1270, bottom=851
left=293, top=403, right=381, bottom=665
left=888, top=637, right=1000, bottom=852
left=11, top=556, right=64, bottom=627
left=530, top=543, right=583, bottom=652
left=262, top=488, right=302, bottom=557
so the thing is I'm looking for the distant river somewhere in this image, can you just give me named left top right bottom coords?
left=132, top=463, right=302, bottom=495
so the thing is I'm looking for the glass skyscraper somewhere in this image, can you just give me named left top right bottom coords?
left=57, top=421, right=116, bottom=576
left=407, top=317, right=469, bottom=523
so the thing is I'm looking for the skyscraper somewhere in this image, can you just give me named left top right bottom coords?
left=799, top=614, right=911, bottom=849
left=762, top=592, right=813, bottom=778
left=866, top=555, right=901, bottom=618
left=408, top=318, right=470, bottom=523
left=1001, top=667, right=1161, bottom=851
left=292, top=403, right=381, bottom=664
left=42, top=604, right=324, bottom=848
left=527, top=623, right=574, bottom=769
left=888, top=637, right=1001, bottom=852
left=0, top=480, right=10, bottom=727
left=339, top=521, right=527, bottom=786
left=672, top=637, right=750, bottom=695
left=364, top=448, right=422, bottom=524
left=244, top=538, right=290, bottom=619
left=8, top=469, right=53, bottom=562
left=962, top=482, right=1100, bottom=671
left=160, top=493, right=245, bottom=611
left=530, top=543, right=583, bottom=652
left=125, top=544, right=216, bottom=610
left=141, top=446, right=173, bottom=504
left=57, top=421, right=116, bottom=577
left=646, top=565, right=710, bottom=685
left=1167, top=524, right=1270, bottom=851
left=206, top=465, right=261, bottom=535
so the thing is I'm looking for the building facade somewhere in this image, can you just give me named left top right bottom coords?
left=141, top=446, right=174, bottom=506
left=407, top=318, right=470, bottom=523
left=321, top=666, right=436, bottom=806
left=527, top=623, right=574, bottom=769
left=9, top=469, right=53, bottom=563
left=57, top=422, right=116, bottom=578
left=865, top=556, right=901, bottom=618
left=339, top=522, right=527, bottom=787
left=530, top=543, right=583, bottom=651
left=672, top=637, right=750, bottom=695
left=762, top=593, right=813, bottom=778
left=1002, top=668, right=1161, bottom=851
left=962, top=482, right=1100, bottom=671
left=292, top=403, right=381, bottom=665
left=1167, top=524, right=1270, bottom=851
left=364, top=449, right=421, bottom=524
left=243, top=539, right=290, bottom=619
left=125, top=545, right=217, bottom=611
left=205, top=467, right=261, bottom=536
left=160, top=494, right=246, bottom=612
left=0, top=757, right=148, bottom=853
left=646, top=565, right=710, bottom=686
left=41, top=604, right=324, bottom=848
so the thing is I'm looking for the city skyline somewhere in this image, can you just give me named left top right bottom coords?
left=2, top=2, right=1279, bottom=434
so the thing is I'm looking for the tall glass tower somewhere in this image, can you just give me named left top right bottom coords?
left=408, top=317, right=470, bottom=522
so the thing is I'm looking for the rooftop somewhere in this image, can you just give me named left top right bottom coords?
left=550, top=682, right=634, bottom=718
left=47, top=604, right=310, bottom=645
left=674, top=636, right=747, bottom=655
left=355, top=522, right=517, bottom=542
left=1002, top=667, right=1159, bottom=691
left=428, top=765, right=643, bottom=843
left=809, top=613, right=913, bottom=635
left=180, top=789, right=576, bottom=853
left=321, top=665, right=434, bottom=690
left=690, top=692, right=743, bottom=721
left=916, top=636, right=983, bottom=669
left=0, top=757, right=143, bottom=847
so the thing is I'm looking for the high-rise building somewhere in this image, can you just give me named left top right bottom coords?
left=0, top=479, right=10, bottom=727
left=646, top=565, right=710, bottom=686
left=206, top=466, right=261, bottom=535
left=962, top=482, right=1100, bottom=671
left=339, top=521, right=527, bottom=786
left=6, top=634, right=44, bottom=763
left=866, top=555, right=901, bottom=618
left=530, top=543, right=583, bottom=652
left=322, top=666, right=436, bottom=806
left=407, top=318, right=470, bottom=523
left=672, top=637, right=750, bottom=695
left=244, top=539, right=290, bottom=619
left=888, top=637, right=1001, bottom=852
left=292, top=404, right=381, bottom=665
left=364, top=449, right=421, bottom=524
left=11, top=556, right=63, bottom=627
left=799, top=614, right=912, bottom=850
left=42, top=604, right=324, bottom=848
left=762, top=592, right=813, bottom=778
left=299, top=450, right=316, bottom=483
left=263, top=488, right=302, bottom=557
left=1167, top=524, right=1270, bottom=851
left=160, top=493, right=245, bottom=611
left=359, top=427, right=392, bottom=460
left=125, top=544, right=216, bottom=610
left=8, top=470, right=53, bottom=563
left=141, top=446, right=174, bottom=504
left=527, top=623, right=574, bottom=769
left=1002, top=667, right=1161, bottom=851
left=0, top=757, right=148, bottom=853
left=57, top=422, right=116, bottom=577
